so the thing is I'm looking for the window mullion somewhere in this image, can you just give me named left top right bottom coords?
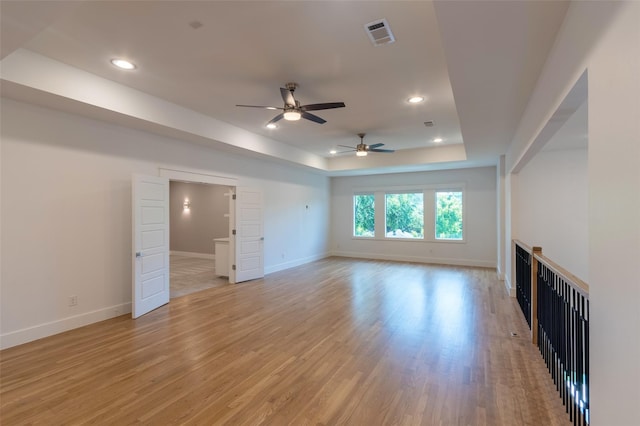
left=374, top=191, right=385, bottom=238
left=424, top=189, right=435, bottom=241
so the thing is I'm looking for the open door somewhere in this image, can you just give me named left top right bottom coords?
left=132, top=174, right=170, bottom=318
left=231, top=187, right=264, bottom=283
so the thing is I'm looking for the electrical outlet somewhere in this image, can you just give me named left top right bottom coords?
left=69, top=295, right=78, bottom=307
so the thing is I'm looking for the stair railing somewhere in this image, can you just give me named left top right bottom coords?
left=512, top=240, right=590, bottom=425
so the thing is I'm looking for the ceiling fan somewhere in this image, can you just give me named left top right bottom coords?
left=338, top=133, right=395, bottom=156
left=236, top=82, right=345, bottom=125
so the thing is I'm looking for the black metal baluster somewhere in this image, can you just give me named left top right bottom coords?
left=571, top=291, right=580, bottom=424
left=584, top=298, right=590, bottom=426
left=580, top=292, right=585, bottom=425
left=515, top=245, right=532, bottom=327
left=553, top=271, right=556, bottom=375
left=567, top=281, right=573, bottom=413
left=528, top=254, right=589, bottom=425
left=562, top=283, right=572, bottom=406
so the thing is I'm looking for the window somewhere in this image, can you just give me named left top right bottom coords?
left=351, top=187, right=464, bottom=242
left=385, top=192, right=424, bottom=238
left=353, top=194, right=375, bottom=237
left=435, top=191, right=463, bottom=240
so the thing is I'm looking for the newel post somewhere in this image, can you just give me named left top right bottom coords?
left=531, top=246, right=542, bottom=345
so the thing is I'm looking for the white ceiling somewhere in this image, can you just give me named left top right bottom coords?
left=0, top=1, right=570, bottom=175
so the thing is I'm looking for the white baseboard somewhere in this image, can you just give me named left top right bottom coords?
left=504, top=275, right=516, bottom=297
left=170, top=251, right=215, bottom=260
left=0, top=302, right=131, bottom=350
left=497, top=265, right=505, bottom=281
left=329, top=251, right=496, bottom=269
left=265, top=252, right=330, bottom=275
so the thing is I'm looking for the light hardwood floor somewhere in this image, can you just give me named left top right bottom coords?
left=0, top=258, right=570, bottom=425
left=170, top=255, right=229, bottom=299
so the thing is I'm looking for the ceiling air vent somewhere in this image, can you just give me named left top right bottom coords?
left=424, top=121, right=434, bottom=127
left=364, top=19, right=395, bottom=46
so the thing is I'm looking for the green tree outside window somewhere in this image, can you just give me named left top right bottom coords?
left=435, top=191, right=463, bottom=240
left=354, top=194, right=375, bottom=237
left=385, top=193, right=424, bottom=238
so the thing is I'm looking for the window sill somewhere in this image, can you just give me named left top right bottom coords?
left=351, top=236, right=466, bottom=244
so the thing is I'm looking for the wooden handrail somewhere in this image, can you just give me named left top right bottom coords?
left=513, top=239, right=533, bottom=253
left=534, top=252, right=589, bottom=297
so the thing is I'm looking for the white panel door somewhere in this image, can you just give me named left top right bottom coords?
left=132, top=174, right=170, bottom=318
left=234, top=187, right=264, bottom=283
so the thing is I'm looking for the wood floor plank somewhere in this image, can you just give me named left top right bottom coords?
left=1, top=258, right=570, bottom=425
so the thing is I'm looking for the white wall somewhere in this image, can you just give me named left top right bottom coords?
left=504, top=2, right=640, bottom=423
left=330, top=167, right=496, bottom=268
left=0, top=98, right=330, bottom=349
left=587, top=3, right=640, bottom=424
left=513, top=146, right=588, bottom=282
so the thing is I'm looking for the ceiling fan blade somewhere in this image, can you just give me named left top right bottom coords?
left=236, top=104, right=282, bottom=110
left=367, top=143, right=385, bottom=149
left=267, top=113, right=285, bottom=125
left=337, top=145, right=356, bottom=150
left=280, top=87, right=296, bottom=107
left=301, top=111, right=326, bottom=124
left=301, top=102, right=346, bottom=111
left=369, top=148, right=395, bottom=153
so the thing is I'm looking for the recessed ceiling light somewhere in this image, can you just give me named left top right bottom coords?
left=408, top=96, right=424, bottom=104
left=110, top=58, right=136, bottom=70
left=329, top=149, right=337, bottom=154
left=433, top=137, right=443, bottom=143
left=266, top=123, right=277, bottom=129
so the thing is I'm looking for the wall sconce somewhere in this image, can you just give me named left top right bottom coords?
left=183, top=200, right=191, bottom=211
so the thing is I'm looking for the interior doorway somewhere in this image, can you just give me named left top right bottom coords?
left=168, top=180, right=232, bottom=298
left=133, top=169, right=263, bottom=318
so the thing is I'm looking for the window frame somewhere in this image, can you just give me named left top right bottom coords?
left=352, top=193, right=375, bottom=238
left=384, top=190, right=425, bottom=240
left=350, top=183, right=466, bottom=243
left=434, top=190, right=465, bottom=242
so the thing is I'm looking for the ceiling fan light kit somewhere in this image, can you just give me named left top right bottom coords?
left=283, top=110, right=301, bottom=121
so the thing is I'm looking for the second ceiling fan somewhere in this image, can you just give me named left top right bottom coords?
left=236, top=82, right=345, bottom=125
left=339, top=133, right=395, bottom=156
